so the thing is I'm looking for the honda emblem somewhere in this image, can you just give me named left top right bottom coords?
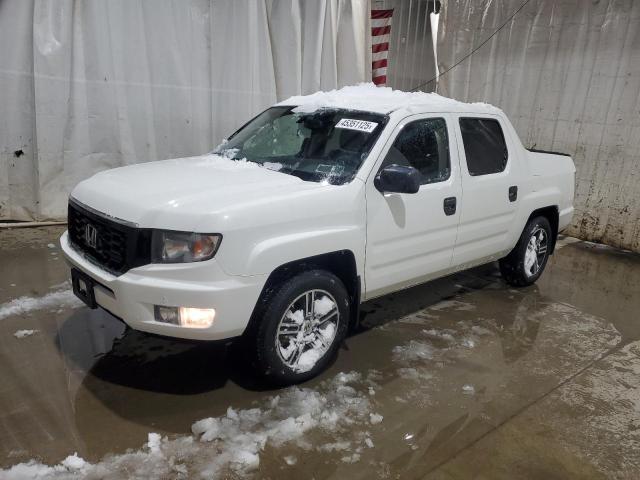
left=85, top=224, right=98, bottom=248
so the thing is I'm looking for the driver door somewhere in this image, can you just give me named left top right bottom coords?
left=364, top=114, right=462, bottom=299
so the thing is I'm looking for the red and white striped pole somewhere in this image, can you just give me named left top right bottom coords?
left=371, top=8, right=394, bottom=86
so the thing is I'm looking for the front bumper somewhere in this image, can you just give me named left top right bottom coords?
left=60, top=231, right=266, bottom=341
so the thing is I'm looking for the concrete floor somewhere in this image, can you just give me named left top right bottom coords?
left=0, top=227, right=639, bottom=479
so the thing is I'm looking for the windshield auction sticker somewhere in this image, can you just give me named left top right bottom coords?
left=335, top=118, right=378, bottom=133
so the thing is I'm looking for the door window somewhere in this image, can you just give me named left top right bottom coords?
left=459, top=118, right=508, bottom=176
left=381, top=118, right=450, bottom=185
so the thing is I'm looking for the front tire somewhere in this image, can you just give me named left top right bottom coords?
left=251, top=270, right=350, bottom=385
left=499, top=216, right=552, bottom=287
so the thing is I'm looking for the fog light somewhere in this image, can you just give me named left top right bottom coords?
left=179, top=307, right=215, bottom=328
left=154, top=306, right=215, bottom=328
left=155, top=306, right=179, bottom=325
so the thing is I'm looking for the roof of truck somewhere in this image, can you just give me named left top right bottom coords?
left=277, top=83, right=503, bottom=116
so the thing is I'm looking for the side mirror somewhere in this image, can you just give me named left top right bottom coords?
left=374, top=164, right=421, bottom=194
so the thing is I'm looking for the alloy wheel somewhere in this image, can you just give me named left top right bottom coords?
left=523, top=227, right=548, bottom=278
left=275, top=289, right=340, bottom=372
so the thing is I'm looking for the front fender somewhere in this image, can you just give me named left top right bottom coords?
left=219, top=224, right=365, bottom=278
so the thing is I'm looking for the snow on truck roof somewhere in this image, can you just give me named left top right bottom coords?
left=278, top=83, right=502, bottom=116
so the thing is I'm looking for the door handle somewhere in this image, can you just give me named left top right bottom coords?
left=509, top=186, right=518, bottom=202
left=443, top=197, right=457, bottom=216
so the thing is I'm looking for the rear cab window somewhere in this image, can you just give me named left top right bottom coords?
left=459, top=117, right=508, bottom=176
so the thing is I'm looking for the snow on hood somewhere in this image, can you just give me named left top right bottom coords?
left=277, top=82, right=502, bottom=115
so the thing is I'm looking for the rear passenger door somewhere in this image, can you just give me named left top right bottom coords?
left=451, top=115, right=519, bottom=267
left=365, top=115, right=462, bottom=299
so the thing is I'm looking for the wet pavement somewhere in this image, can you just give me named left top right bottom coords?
left=0, top=227, right=639, bottom=479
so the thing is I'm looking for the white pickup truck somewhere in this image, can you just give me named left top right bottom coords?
left=61, top=84, right=575, bottom=384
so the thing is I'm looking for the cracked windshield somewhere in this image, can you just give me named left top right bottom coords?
left=214, top=106, right=387, bottom=184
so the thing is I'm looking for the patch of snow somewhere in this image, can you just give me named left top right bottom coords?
left=341, top=453, right=361, bottom=464
left=461, top=338, right=476, bottom=348
left=193, top=154, right=278, bottom=173
left=471, top=325, right=492, bottom=336
left=319, top=441, right=351, bottom=452
left=200, top=151, right=294, bottom=178
left=369, top=413, right=383, bottom=425
left=319, top=322, right=336, bottom=342
left=1, top=372, right=373, bottom=479
left=147, top=433, right=163, bottom=455
left=392, top=341, right=436, bottom=363
left=285, top=309, right=304, bottom=325
left=422, top=328, right=455, bottom=342
left=262, top=162, right=283, bottom=172
left=397, top=367, right=433, bottom=381
left=294, top=322, right=336, bottom=373
left=365, top=437, right=374, bottom=448
left=213, top=137, right=228, bottom=150
left=295, top=348, right=323, bottom=373
left=47, top=243, right=56, bottom=249
left=60, top=453, right=86, bottom=471
left=219, top=147, right=240, bottom=159
left=279, top=83, right=502, bottom=115
left=368, top=387, right=376, bottom=396
left=314, top=295, right=335, bottom=316
left=336, top=371, right=360, bottom=384
left=462, top=384, right=475, bottom=395
left=283, top=455, right=297, bottom=465
left=0, top=288, right=83, bottom=321
left=13, top=329, right=38, bottom=339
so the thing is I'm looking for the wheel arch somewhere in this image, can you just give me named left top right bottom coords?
left=244, top=250, right=361, bottom=337
left=528, top=205, right=559, bottom=254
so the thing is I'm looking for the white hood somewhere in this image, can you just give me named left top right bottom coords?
left=71, top=155, right=326, bottom=231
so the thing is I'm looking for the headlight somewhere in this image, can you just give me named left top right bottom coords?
left=151, top=231, right=222, bottom=263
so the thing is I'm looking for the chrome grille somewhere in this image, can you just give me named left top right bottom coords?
left=68, top=200, right=150, bottom=275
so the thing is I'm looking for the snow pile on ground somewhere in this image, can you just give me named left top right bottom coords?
left=0, top=372, right=373, bottom=479
left=397, top=367, right=434, bottom=381
left=422, top=328, right=456, bottom=342
left=279, top=83, right=502, bottom=115
left=392, top=340, right=437, bottom=363
left=0, top=285, right=83, bottom=321
left=369, top=413, right=383, bottom=425
left=13, top=329, right=38, bottom=339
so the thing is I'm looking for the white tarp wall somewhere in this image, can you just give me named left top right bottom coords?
left=0, top=0, right=371, bottom=221
left=387, top=0, right=640, bottom=252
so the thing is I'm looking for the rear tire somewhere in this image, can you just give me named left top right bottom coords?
left=499, top=216, right=553, bottom=287
left=249, top=270, right=350, bottom=386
